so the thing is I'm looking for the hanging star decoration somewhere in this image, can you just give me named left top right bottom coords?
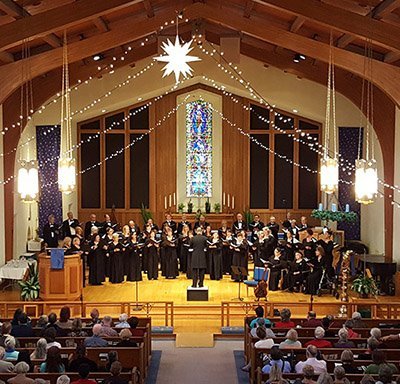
left=154, top=35, right=201, bottom=82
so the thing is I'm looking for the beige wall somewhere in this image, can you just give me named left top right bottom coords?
left=12, top=52, right=386, bottom=257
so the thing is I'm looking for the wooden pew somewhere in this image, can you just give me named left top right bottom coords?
left=0, top=370, right=140, bottom=384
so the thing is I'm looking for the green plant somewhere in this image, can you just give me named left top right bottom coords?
left=178, top=203, right=185, bottom=213
left=19, top=263, right=40, bottom=301
left=311, top=209, right=358, bottom=223
left=351, top=275, right=378, bottom=297
left=187, top=200, right=193, bottom=213
left=214, top=203, right=221, bottom=213
left=140, top=203, right=153, bottom=224
left=244, top=208, right=254, bottom=225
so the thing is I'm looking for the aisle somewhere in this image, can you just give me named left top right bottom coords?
left=153, top=340, right=243, bottom=384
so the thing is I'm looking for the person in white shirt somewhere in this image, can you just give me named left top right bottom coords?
left=254, top=326, right=275, bottom=349
left=115, top=313, right=130, bottom=328
left=295, top=345, right=327, bottom=374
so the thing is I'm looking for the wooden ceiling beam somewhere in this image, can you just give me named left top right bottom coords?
left=0, top=0, right=145, bottom=52
left=143, top=0, right=154, bottom=18
left=93, top=16, right=109, bottom=32
left=42, top=33, right=62, bottom=48
left=384, top=51, right=400, bottom=64
left=0, top=0, right=29, bottom=18
left=0, top=50, right=13, bottom=63
left=371, top=0, right=400, bottom=20
left=253, top=0, right=400, bottom=52
left=289, top=16, right=305, bottom=33
left=243, top=0, right=254, bottom=18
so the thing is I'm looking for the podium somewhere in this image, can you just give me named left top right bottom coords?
left=38, top=253, right=83, bottom=301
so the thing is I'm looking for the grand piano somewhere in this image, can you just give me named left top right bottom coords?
left=353, top=254, right=397, bottom=295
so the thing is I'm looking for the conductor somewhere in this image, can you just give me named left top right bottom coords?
left=190, top=227, right=208, bottom=288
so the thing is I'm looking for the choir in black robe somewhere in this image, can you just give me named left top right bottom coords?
left=144, top=239, right=159, bottom=280
left=126, top=241, right=143, bottom=282
left=306, top=255, right=326, bottom=295
left=101, top=220, right=118, bottom=236
left=61, top=218, right=79, bottom=238
left=266, top=221, right=279, bottom=239
left=268, top=255, right=287, bottom=291
left=108, top=241, right=124, bottom=284
left=283, top=238, right=300, bottom=262
left=231, top=240, right=248, bottom=281
left=177, top=220, right=192, bottom=235
left=318, top=239, right=335, bottom=277
left=84, top=220, right=101, bottom=240
left=232, top=220, right=247, bottom=234
left=43, top=222, right=59, bottom=248
left=186, top=238, right=193, bottom=279
left=208, top=239, right=222, bottom=280
left=286, top=258, right=308, bottom=292
left=264, top=234, right=277, bottom=260
left=161, top=237, right=178, bottom=279
left=194, top=220, right=209, bottom=233
left=178, top=234, right=190, bottom=273
left=88, top=240, right=105, bottom=285
left=162, top=220, right=177, bottom=234
left=221, top=235, right=233, bottom=275
left=102, top=234, right=113, bottom=278
left=303, top=237, right=317, bottom=260
left=121, top=235, right=131, bottom=277
left=253, top=239, right=265, bottom=267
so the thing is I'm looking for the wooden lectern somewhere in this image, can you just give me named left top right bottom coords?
left=38, top=253, right=82, bottom=301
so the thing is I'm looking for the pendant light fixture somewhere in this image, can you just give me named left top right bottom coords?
left=58, top=31, right=76, bottom=194
left=355, top=39, right=377, bottom=205
left=320, top=32, right=339, bottom=194
left=17, top=39, right=39, bottom=203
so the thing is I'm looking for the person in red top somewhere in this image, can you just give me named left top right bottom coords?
left=304, top=326, right=332, bottom=348
left=274, top=308, right=296, bottom=329
left=344, top=320, right=360, bottom=339
left=71, top=364, right=96, bottom=384
left=302, top=311, right=323, bottom=328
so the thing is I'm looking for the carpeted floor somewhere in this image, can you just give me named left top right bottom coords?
left=234, top=350, right=249, bottom=384
left=145, top=350, right=162, bottom=384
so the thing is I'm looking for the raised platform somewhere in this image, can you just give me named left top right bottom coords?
left=187, top=286, right=209, bottom=301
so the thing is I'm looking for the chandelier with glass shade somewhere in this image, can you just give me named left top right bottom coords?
left=355, top=39, right=378, bottom=205
left=320, top=33, right=339, bottom=195
left=17, top=40, right=39, bottom=203
left=58, top=31, right=76, bottom=194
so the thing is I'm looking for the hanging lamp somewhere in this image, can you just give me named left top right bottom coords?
left=320, top=32, right=339, bottom=194
left=355, top=39, right=377, bottom=205
left=17, top=39, right=39, bottom=202
left=58, top=31, right=76, bottom=194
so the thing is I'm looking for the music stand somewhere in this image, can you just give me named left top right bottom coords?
left=231, top=266, right=248, bottom=301
left=132, top=279, right=143, bottom=311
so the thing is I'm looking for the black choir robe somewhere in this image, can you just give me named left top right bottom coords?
left=208, top=240, right=222, bottom=280
left=306, top=255, right=327, bottom=295
left=144, top=239, right=159, bottom=280
left=162, top=220, right=178, bottom=234
left=249, top=221, right=264, bottom=242
left=221, top=236, right=233, bottom=275
left=283, top=239, right=300, bottom=262
left=232, top=220, right=248, bottom=234
left=317, top=239, right=335, bottom=277
left=126, top=241, right=143, bottom=282
left=100, top=221, right=119, bottom=236
left=302, top=238, right=317, bottom=260
left=288, top=225, right=300, bottom=240
left=253, top=239, right=266, bottom=267
left=231, top=240, right=248, bottom=281
left=161, top=238, right=179, bottom=279
left=121, top=235, right=131, bottom=277
left=264, top=235, right=277, bottom=260
left=102, top=235, right=114, bottom=278
left=84, top=221, right=102, bottom=240
left=88, top=241, right=105, bottom=285
left=177, top=221, right=192, bottom=235
left=178, top=234, right=190, bottom=273
left=43, top=223, right=59, bottom=248
left=286, top=259, right=308, bottom=291
left=61, top=218, right=79, bottom=239
left=108, top=241, right=124, bottom=284
left=193, top=221, right=209, bottom=233
left=268, top=256, right=287, bottom=291
left=266, top=222, right=280, bottom=239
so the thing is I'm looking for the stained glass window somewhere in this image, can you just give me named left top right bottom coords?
left=186, top=100, right=213, bottom=197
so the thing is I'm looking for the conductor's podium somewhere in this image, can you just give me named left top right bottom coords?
left=38, top=253, right=83, bottom=301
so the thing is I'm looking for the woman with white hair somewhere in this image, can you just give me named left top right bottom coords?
left=279, top=329, right=302, bottom=349
left=351, top=312, right=366, bottom=328
left=56, top=375, right=70, bottom=384
left=304, top=326, right=332, bottom=348
left=115, top=313, right=129, bottom=328
left=30, top=338, right=47, bottom=360
left=334, top=328, right=355, bottom=348
left=7, top=362, right=34, bottom=384
left=4, top=336, right=19, bottom=360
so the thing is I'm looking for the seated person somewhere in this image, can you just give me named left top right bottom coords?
left=71, top=363, right=97, bottom=384
left=68, top=344, right=98, bottom=372
left=45, top=313, right=66, bottom=337
left=295, top=345, right=327, bottom=375
left=251, top=318, right=275, bottom=339
left=102, top=361, right=128, bottom=384
left=364, top=350, right=398, bottom=375
left=116, top=329, right=137, bottom=347
left=343, top=320, right=359, bottom=339
left=7, top=361, right=34, bottom=384
left=340, top=350, right=362, bottom=374
left=44, top=328, right=62, bottom=350
left=4, top=336, right=19, bottom=360
left=249, top=306, right=272, bottom=328
left=0, top=346, right=14, bottom=372
left=304, top=327, right=332, bottom=348
left=56, top=306, right=74, bottom=330
left=254, top=327, right=275, bottom=349
left=84, top=324, right=108, bottom=347
left=351, top=312, right=366, bottom=328
left=115, top=314, right=130, bottom=329
left=40, top=346, right=65, bottom=373
left=333, top=366, right=350, bottom=384
left=266, top=365, right=289, bottom=384
left=30, top=338, right=47, bottom=360
left=334, top=329, right=355, bottom=349
left=127, top=317, right=144, bottom=337
left=262, top=346, right=292, bottom=374
left=279, top=329, right=302, bottom=349
left=302, top=311, right=322, bottom=328
left=99, top=316, right=118, bottom=337
left=293, top=365, right=317, bottom=384
left=10, top=312, right=33, bottom=338
left=376, top=364, right=396, bottom=384
left=274, top=308, right=295, bottom=329
left=86, top=308, right=101, bottom=327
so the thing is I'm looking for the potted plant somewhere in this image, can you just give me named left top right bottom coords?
left=244, top=208, right=254, bottom=226
left=351, top=275, right=378, bottom=298
left=214, top=203, right=221, bottom=214
left=178, top=203, right=185, bottom=214
left=187, top=200, right=193, bottom=214
left=19, top=263, right=40, bottom=301
left=140, top=203, right=153, bottom=225
left=205, top=198, right=211, bottom=214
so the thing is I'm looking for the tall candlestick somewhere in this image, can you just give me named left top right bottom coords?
left=164, top=196, right=167, bottom=210
left=223, top=192, right=226, bottom=206
left=169, top=194, right=172, bottom=208
left=318, top=203, right=323, bottom=211
left=331, top=203, right=337, bottom=212
left=228, top=194, right=230, bottom=208
left=173, top=192, right=176, bottom=206
left=345, top=204, right=350, bottom=213
left=232, top=196, right=235, bottom=210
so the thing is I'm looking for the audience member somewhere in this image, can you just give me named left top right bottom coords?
left=115, top=314, right=129, bottom=329
left=298, top=365, right=317, bottom=384
left=364, top=350, right=398, bottom=375
left=116, top=329, right=137, bottom=347
left=45, top=313, right=64, bottom=337
left=4, top=336, right=19, bottom=360
left=30, top=338, right=47, bottom=360
left=333, top=329, right=355, bottom=348
left=86, top=309, right=101, bottom=327
left=321, top=316, right=335, bottom=337
left=99, top=317, right=117, bottom=337
left=16, top=350, right=32, bottom=372
left=56, top=307, right=73, bottom=329
left=351, top=312, right=366, bottom=328
left=305, top=327, right=332, bottom=348
left=44, top=328, right=62, bottom=349
left=36, top=315, right=48, bottom=329
left=84, top=325, right=108, bottom=347
left=0, top=347, right=14, bottom=372
left=101, top=361, right=127, bottom=384
left=11, top=309, right=23, bottom=327
left=358, top=337, right=380, bottom=360
left=279, top=329, right=302, bottom=349
left=302, top=312, right=322, bottom=328
left=249, top=306, right=272, bottom=328
left=56, top=375, right=71, bottom=384
left=40, top=346, right=65, bottom=373
left=7, top=362, right=33, bottom=384
left=71, top=363, right=96, bottom=384
left=266, top=364, right=289, bottom=384
left=105, top=351, right=118, bottom=373
left=274, top=308, right=295, bottom=329
left=377, top=364, right=397, bottom=384
left=262, top=346, right=291, bottom=374
left=255, top=327, right=274, bottom=349
left=251, top=318, right=275, bottom=338
left=340, top=350, right=362, bottom=374
left=295, top=345, right=327, bottom=374
left=333, top=366, right=350, bottom=384
left=68, top=345, right=98, bottom=373
left=0, top=323, right=19, bottom=348
left=68, top=319, right=88, bottom=338
left=317, top=373, right=333, bottom=384
left=127, top=317, right=143, bottom=337
left=343, top=320, right=359, bottom=339
left=10, top=313, right=33, bottom=338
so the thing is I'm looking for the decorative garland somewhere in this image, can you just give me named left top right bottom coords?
left=311, top=209, right=358, bottom=223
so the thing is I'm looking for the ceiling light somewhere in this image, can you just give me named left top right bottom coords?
left=93, top=54, right=103, bottom=61
left=293, top=53, right=306, bottom=63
